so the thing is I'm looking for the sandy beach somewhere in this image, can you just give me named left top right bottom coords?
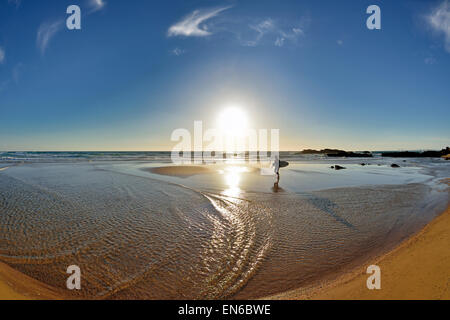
left=1, top=204, right=448, bottom=300
left=312, top=206, right=450, bottom=300
left=0, top=260, right=64, bottom=300
left=0, top=161, right=448, bottom=300
left=149, top=165, right=215, bottom=177
left=268, top=204, right=450, bottom=300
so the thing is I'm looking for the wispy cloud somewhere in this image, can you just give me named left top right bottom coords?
left=168, top=6, right=231, bottom=37
left=37, top=20, right=64, bottom=55
left=0, top=47, right=5, bottom=64
left=292, top=28, right=304, bottom=36
left=171, top=47, right=185, bottom=56
left=245, top=18, right=275, bottom=46
left=243, top=19, right=304, bottom=47
left=36, top=1, right=105, bottom=56
left=337, top=39, right=344, bottom=46
left=426, top=0, right=450, bottom=52
left=274, top=37, right=285, bottom=47
left=88, top=0, right=106, bottom=13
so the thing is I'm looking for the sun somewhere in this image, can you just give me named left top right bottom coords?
left=216, top=106, right=248, bottom=136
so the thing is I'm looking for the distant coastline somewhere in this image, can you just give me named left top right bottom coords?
left=299, top=147, right=450, bottom=159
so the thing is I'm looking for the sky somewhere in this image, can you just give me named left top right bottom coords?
left=0, top=0, right=449, bottom=151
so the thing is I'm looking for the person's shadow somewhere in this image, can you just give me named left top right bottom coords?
left=272, top=183, right=284, bottom=193
left=306, top=195, right=356, bottom=230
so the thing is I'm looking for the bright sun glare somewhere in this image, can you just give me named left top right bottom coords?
left=217, top=106, right=248, bottom=136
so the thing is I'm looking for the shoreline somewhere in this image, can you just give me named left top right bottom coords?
left=267, top=203, right=450, bottom=300
left=0, top=260, right=65, bottom=300
left=2, top=205, right=448, bottom=300
left=0, top=179, right=448, bottom=300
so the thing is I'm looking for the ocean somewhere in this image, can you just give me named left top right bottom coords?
left=0, top=152, right=448, bottom=299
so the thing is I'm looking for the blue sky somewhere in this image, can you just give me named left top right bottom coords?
left=0, top=0, right=449, bottom=151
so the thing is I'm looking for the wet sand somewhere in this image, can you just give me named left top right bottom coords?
left=149, top=166, right=214, bottom=177
left=0, top=261, right=64, bottom=300
left=2, top=205, right=448, bottom=300
left=0, top=164, right=448, bottom=300
left=269, top=205, right=450, bottom=300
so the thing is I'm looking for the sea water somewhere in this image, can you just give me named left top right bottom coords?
left=0, top=152, right=448, bottom=298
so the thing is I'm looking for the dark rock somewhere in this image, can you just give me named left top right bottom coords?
left=391, top=164, right=400, bottom=168
left=382, top=147, right=450, bottom=158
left=360, top=163, right=366, bottom=166
left=327, top=151, right=373, bottom=158
left=300, top=148, right=345, bottom=155
left=299, top=148, right=373, bottom=157
left=331, top=165, right=346, bottom=170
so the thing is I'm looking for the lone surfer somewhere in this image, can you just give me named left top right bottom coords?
left=272, top=155, right=289, bottom=189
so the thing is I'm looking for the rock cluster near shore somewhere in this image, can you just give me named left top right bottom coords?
left=330, top=165, right=346, bottom=170
left=300, top=147, right=449, bottom=159
left=381, top=147, right=450, bottom=158
left=327, top=151, right=373, bottom=158
left=299, top=149, right=373, bottom=158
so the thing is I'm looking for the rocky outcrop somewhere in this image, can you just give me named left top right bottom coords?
left=327, top=151, right=373, bottom=158
left=382, top=147, right=450, bottom=158
left=299, top=149, right=373, bottom=157
left=330, top=165, right=346, bottom=170
left=299, top=149, right=345, bottom=155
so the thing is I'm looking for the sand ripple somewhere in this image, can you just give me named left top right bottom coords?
left=0, top=163, right=444, bottom=299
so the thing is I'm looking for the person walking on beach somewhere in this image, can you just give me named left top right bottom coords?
left=272, top=155, right=289, bottom=189
left=274, top=155, right=280, bottom=186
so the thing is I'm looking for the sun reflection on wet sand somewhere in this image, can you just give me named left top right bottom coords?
left=220, top=166, right=249, bottom=197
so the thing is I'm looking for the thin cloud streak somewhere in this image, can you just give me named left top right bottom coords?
left=243, top=19, right=304, bottom=47
left=245, top=18, right=275, bottom=46
left=36, top=20, right=64, bottom=55
left=171, top=47, right=185, bottom=56
left=168, top=6, right=231, bottom=37
left=427, top=0, right=450, bottom=52
left=89, top=0, right=106, bottom=13
left=36, top=0, right=105, bottom=56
